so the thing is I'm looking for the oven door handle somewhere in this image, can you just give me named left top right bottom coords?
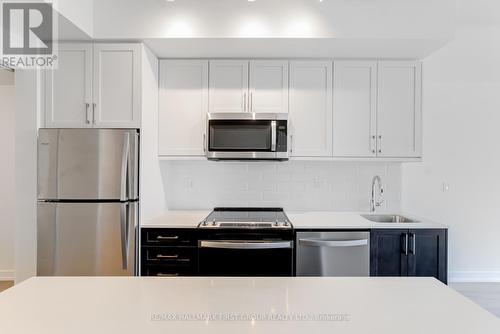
left=199, top=240, right=293, bottom=250
left=299, top=239, right=368, bottom=248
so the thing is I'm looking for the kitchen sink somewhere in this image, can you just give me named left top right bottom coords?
left=361, top=214, right=420, bottom=223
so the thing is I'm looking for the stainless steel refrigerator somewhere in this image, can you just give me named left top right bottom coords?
left=37, top=129, right=139, bottom=276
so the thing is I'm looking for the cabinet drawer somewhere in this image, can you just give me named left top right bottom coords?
left=142, top=229, right=196, bottom=246
left=142, top=265, right=196, bottom=277
left=142, top=247, right=196, bottom=266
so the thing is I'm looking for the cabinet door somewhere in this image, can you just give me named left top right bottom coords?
left=249, top=60, right=289, bottom=113
left=93, top=43, right=141, bottom=128
left=45, top=43, right=92, bottom=128
left=158, top=60, right=208, bottom=156
left=209, top=60, right=249, bottom=113
left=370, top=229, right=408, bottom=277
left=377, top=61, right=422, bottom=157
left=407, top=229, right=448, bottom=284
left=289, top=61, right=333, bottom=157
left=333, top=61, right=377, bottom=157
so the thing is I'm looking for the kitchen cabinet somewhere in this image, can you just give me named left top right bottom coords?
left=249, top=60, right=289, bottom=113
left=209, top=60, right=249, bottom=113
left=377, top=61, right=422, bottom=157
left=289, top=61, right=333, bottom=157
left=333, top=61, right=377, bottom=157
left=44, top=43, right=92, bottom=128
left=370, top=229, right=447, bottom=284
left=209, top=59, right=289, bottom=114
left=158, top=60, right=208, bottom=156
left=44, top=43, right=141, bottom=128
left=141, top=228, right=198, bottom=277
left=92, top=43, right=141, bottom=128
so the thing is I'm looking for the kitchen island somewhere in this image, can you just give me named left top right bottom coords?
left=0, top=277, right=498, bottom=333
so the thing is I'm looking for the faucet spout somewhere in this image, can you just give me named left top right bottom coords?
left=370, top=175, right=384, bottom=212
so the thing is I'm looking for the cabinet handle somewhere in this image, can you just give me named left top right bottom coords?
left=290, top=134, right=294, bottom=154
left=203, top=133, right=206, bottom=152
left=157, top=273, right=179, bottom=277
left=243, top=92, right=247, bottom=112
left=410, top=233, right=416, bottom=255
left=156, top=254, right=179, bottom=259
left=371, top=135, right=376, bottom=154
left=402, top=233, right=409, bottom=255
left=156, top=235, right=179, bottom=240
left=378, top=135, right=382, bottom=154
left=85, top=103, right=91, bottom=124
left=92, top=103, right=97, bottom=125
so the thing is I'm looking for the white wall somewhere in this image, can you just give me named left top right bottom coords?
left=139, top=46, right=166, bottom=222
left=402, top=0, right=500, bottom=282
left=0, top=70, right=15, bottom=280
left=14, top=70, right=40, bottom=284
left=159, top=161, right=401, bottom=213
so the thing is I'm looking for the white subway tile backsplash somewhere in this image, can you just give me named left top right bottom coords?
left=162, top=161, right=401, bottom=211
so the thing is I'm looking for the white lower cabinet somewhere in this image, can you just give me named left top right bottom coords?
left=44, top=43, right=141, bottom=129
left=289, top=61, right=333, bottom=157
left=158, top=60, right=208, bottom=156
left=377, top=61, right=422, bottom=157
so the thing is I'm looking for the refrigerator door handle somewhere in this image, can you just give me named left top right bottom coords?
left=120, top=132, right=130, bottom=202
left=120, top=203, right=129, bottom=270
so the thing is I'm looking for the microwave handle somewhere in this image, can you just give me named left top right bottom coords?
left=271, top=121, right=277, bottom=152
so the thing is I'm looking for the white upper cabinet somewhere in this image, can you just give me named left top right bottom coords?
left=209, top=60, right=249, bottom=113
left=44, top=43, right=141, bottom=129
left=159, top=60, right=208, bottom=156
left=45, top=43, right=93, bottom=128
left=333, top=61, right=377, bottom=157
left=93, top=43, right=141, bottom=128
left=377, top=61, right=422, bottom=157
left=249, top=60, right=289, bottom=113
left=289, top=61, right=333, bottom=157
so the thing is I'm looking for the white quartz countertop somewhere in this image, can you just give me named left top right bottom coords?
left=142, top=211, right=447, bottom=229
left=141, top=211, right=210, bottom=228
left=0, top=277, right=497, bottom=333
left=287, top=211, right=447, bottom=229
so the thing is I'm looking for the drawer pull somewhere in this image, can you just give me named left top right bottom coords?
left=156, top=236, right=179, bottom=240
left=157, top=273, right=179, bottom=277
left=156, top=254, right=179, bottom=259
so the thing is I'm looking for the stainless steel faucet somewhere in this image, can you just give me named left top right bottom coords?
left=370, top=175, right=384, bottom=212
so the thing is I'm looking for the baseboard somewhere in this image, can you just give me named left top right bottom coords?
left=449, top=271, right=500, bottom=283
left=0, top=270, right=14, bottom=281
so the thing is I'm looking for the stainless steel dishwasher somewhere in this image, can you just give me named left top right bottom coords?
left=296, top=232, right=370, bottom=277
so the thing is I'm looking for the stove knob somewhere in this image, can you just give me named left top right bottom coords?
left=274, top=221, right=279, bottom=227
left=202, top=221, right=208, bottom=227
left=284, top=221, right=289, bottom=227
left=212, top=221, right=217, bottom=226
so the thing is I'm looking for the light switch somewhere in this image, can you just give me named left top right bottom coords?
left=442, top=182, right=450, bottom=192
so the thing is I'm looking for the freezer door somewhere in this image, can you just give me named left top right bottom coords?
left=38, top=129, right=139, bottom=200
left=37, top=202, right=137, bottom=276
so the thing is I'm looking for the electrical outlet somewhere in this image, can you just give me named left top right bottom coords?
left=442, top=182, right=450, bottom=192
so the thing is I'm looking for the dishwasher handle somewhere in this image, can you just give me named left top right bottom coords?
left=299, top=239, right=368, bottom=248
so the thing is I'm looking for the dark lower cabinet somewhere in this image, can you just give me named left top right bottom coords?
left=140, top=228, right=198, bottom=277
left=370, top=229, right=448, bottom=284
left=370, top=229, right=408, bottom=277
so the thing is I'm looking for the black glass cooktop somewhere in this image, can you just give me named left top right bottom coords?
left=200, top=208, right=292, bottom=229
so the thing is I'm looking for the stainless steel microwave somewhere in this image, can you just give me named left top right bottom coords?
left=206, top=113, right=289, bottom=161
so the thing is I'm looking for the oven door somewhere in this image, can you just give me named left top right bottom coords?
left=206, top=113, right=288, bottom=160
left=198, top=239, right=294, bottom=276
